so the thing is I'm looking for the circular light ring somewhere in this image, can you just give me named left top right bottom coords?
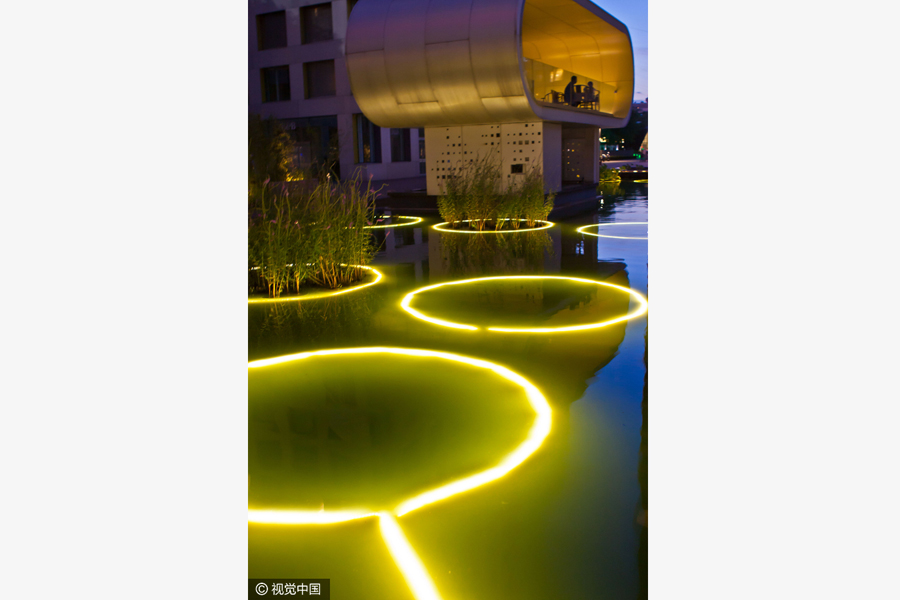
left=364, top=215, right=424, bottom=229
left=576, top=222, right=648, bottom=240
left=401, top=275, right=648, bottom=333
left=247, top=265, right=383, bottom=304
left=247, top=347, right=552, bottom=523
left=433, top=219, right=553, bottom=233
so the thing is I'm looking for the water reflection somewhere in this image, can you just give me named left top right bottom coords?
left=249, top=353, right=536, bottom=512
left=430, top=230, right=557, bottom=280
left=249, top=182, right=649, bottom=599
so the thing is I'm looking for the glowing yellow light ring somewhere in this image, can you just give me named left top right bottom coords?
left=248, top=347, right=551, bottom=600
left=364, top=215, right=424, bottom=229
left=379, top=513, right=443, bottom=600
left=247, top=265, right=383, bottom=304
left=248, top=347, right=551, bottom=519
left=401, top=276, right=647, bottom=333
left=576, top=222, right=648, bottom=240
left=432, top=219, right=553, bottom=233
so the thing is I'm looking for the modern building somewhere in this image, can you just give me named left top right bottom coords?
left=249, top=0, right=425, bottom=183
left=249, top=0, right=634, bottom=194
left=346, top=0, right=634, bottom=194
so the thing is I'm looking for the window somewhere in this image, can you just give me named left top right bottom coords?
left=256, top=11, right=287, bottom=50
left=511, top=164, right=524, bottom=174
left=390, top=128, right=411, bottom=162
left=355, top=114, right=381, bottom=164
left=301, top=3, right=333, bottom=44
left=261, top=66, right=290, bottom=102
left=303, top=60, right=335, bottom=98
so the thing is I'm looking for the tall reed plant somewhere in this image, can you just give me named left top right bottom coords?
left=248, top=175, right=377, bottom=297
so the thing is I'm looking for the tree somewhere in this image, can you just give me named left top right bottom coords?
left=248, top=114, right=296, bottom=191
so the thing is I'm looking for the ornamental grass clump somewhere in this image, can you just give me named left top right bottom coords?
left=437, top=155, right=553, bottom=231
left=248, top=175, right=377, bottom=297
left=510, top=162, right=554, bottom=228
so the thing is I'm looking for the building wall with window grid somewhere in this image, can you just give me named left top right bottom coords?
left=249, top=0, right=424, bottom=183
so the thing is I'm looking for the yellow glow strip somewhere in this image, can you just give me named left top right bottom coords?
left=379, top=513, right=443, bottom=600
left=247, top=265, right=383, bottom=304
left=248, top=509, right=376, bottom=525
left=249, top=347, right=551, bottom=515
left=576, top=222, right=648, bottom=240
left=248, top=347, right=551, bottom=600
left=400, top=276, right=648, bottom=334
left=364, top=216, right=424, bottom=229
left=432, top=219, right=553, bottom=233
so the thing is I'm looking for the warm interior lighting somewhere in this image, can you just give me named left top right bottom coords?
left=365, top=216, right=424, bottom=229
left=248, top=347, right=552, bottom=600
left=576, top=222, right=648, bottom=240
left=432, top=219, right=554, bottom=233
left=247, top=265, right=383, bottom=304
left=379, top=513, right=444, bottom=600
left=400, top=276, right=648, bottom=333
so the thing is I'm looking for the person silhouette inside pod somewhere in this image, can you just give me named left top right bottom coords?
left=564, top=75, right=577, bottom=106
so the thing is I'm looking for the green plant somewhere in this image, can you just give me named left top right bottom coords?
left=248, top=174, right=378, bottom=297
left=439, top=154, right=552, bottom=231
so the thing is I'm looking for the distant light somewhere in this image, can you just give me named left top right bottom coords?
left=432, top=219, right=553, bottom=233
left=400, top=276, right=648, bottom=334
left=365, top=216, right=424, bottom=229
left=576, top=222, right=648, bottom=240
left=247, top=265, right=383, bottom=304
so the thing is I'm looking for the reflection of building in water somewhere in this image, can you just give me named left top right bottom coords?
left=372, top=215, right=430, bottom=283
left=427, top=229, right=561, bottom=281
left=249, top=361, right=536, bottom=510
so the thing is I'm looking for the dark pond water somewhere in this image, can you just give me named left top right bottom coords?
left=249, top=182, right=649, bottom=600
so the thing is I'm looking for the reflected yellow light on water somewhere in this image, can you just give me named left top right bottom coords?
left=433, top=219, right=553, bottom=233
left=576, top=222, right=648, bottom=240
left=400, top=276, right=648, bottom=333
left=247, top=265, right=383, bottom=304
left=379, top=513, right=443, bottom=600
left=364, top=216, right=424, bottom=229
left=248, top=347, right=551, bottom=600
left=248, top=509, right=375, bottom=525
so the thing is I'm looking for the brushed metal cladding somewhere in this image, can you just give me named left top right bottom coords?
left=346, top=0, right=633, bottom=128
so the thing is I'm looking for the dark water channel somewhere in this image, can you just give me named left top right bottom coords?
left=249, top=183, right=649, bottom=599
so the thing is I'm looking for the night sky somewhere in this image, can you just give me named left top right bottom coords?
left=590, top=0, right=648, bottom=102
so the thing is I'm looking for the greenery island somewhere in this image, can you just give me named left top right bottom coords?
left=248, top=116, right=378, bottom=299
left=437, top=155, right=555, bottom=232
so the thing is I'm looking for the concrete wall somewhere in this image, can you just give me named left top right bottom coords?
left=425, top=121, right=567, bottom=195
left=249, top=0, right=424, bottom=182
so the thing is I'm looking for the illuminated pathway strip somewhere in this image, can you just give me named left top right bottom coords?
left=248, top=347, right=552, bottom=600
left=433, top=218, right=553, bottom=233
left=576, top=222, right=648, bottom=240
left=364, top=215, right=423, bottom=229
left=379, top=513, right=443, bottom=600
left=247, top=265, right=383, bottom=304
left=401, top=276, right=648, bottom=333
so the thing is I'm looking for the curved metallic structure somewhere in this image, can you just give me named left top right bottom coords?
left=346, top=0, right=634, bottom=129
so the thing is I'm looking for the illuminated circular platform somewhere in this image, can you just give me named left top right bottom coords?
left=248, top=347, right=551, bottom=522
left=433, top=219, right=553, bottom=233
left=576, top=222, right=648, bottom=240
left=401, top=275, right=648, bottom=333
left=365, top=215, right=424, bottom=229
left=247, top=265, right=383, bottom=304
